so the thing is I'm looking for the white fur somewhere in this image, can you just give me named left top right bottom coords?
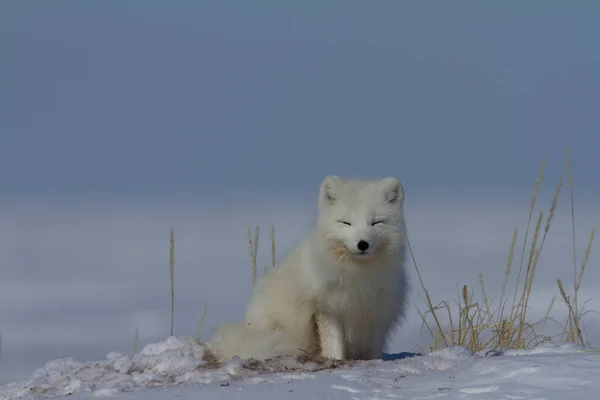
left=208, top=176, right=409, bottom=361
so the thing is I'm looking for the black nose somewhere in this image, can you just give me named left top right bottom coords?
left=357, top=240, right=369, bottom=252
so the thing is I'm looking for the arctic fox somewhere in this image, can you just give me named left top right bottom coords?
left=208, top=176, right=409, bottom=362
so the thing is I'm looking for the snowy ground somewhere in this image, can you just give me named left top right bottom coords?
left=1, top=336, right=599, bottom=400
left=1, top=196, right=599, bottom=398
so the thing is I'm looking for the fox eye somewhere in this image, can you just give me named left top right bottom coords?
left=371, top=221, right=384, bottom=226
left=338, top=220, right=352, bottom=226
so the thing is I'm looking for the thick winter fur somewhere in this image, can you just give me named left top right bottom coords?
left=208, top=176, right=409, bottom=362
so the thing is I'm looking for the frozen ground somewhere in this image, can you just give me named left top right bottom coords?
left=1, top=336, right=599, bottom=400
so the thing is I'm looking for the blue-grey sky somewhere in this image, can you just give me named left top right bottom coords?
left=2, top=1, right=599, bottom=199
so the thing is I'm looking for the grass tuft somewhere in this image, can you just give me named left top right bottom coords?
left=410, top=152, right=596, bottom=353
left=555, top=150, right=597, bottom=346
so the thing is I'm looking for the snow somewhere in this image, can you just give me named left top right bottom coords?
left=0, top=201, right=599, bottom=399
left=1, top=336, right=599, bottom=400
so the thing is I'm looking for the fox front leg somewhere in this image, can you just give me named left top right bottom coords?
left=316, top=312, right=346, bottom=360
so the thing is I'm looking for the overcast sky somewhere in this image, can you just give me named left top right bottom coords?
left=2, top=1, right=599, bottom=201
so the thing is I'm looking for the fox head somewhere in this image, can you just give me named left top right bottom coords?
left=316, top=175, right=406, bottom=265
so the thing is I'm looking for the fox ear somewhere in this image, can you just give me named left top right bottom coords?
left=380, top=177, right=404, bottom=205
left=319, top=175, right=343, bottom=206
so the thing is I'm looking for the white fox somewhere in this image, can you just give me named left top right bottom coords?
left=208, top=176, right=409, bottom=361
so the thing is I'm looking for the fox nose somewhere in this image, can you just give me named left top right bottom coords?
left=357, top=240, right=369, bottom=252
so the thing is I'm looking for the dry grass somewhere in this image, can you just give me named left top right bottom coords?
left=270, top=225, right=276, bottom=269
left=246, top=225, right=259, bottom=287
left=555, top=151, right=597, bottom=345
left=150, top=226, right=210, bottom=348
left=133, top=326, right=139, bottom=355
left=169, top=228, right=175, bottom=337
left=412, top=152, right=596, bottom=353
left=197, top=303, right=210, bottom=341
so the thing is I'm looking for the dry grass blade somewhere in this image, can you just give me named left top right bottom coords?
left=170, top=228, right=175, bottom=337
left=479, top=273, right=490, bottom=314
left=415, top=306, right=437, bottom=343
left=198, top=303, right=210, bottom=340
left=567, top=150, right=578, bottom=306
left=271, top=225, right=276, bottom=269
left=407, top=235, right=449, bottom=347
left=515, top=210, right=543, bottom=347
left=577, top=228, right=595, bottom=292
left=247, top=225, right=260, bottom=286
left=517, top=176, right=562, bottom=346
left=540, top=296, right=556, bottom=333
left=510, top=158, right=545, bottom=325
left=498, top=227, right=518, bottom=325
left=553, top=150, right=596, bottom=347
left=133, top=327, right=139, bottom=355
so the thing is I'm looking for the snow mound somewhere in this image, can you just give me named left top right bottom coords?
left=2, top=335, right=596, bottom=400
left=0, top=336, right=218, bottom=399
left=0, top=336, right=461, bottom=399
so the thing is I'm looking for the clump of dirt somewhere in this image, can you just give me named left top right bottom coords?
left=199, top=347, right=221, bottom=370
left=242, top=354, right=357, bottom=373
left=200, top=346, right=358, bottom=375
left=201, top=347, right=219, bottom=363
